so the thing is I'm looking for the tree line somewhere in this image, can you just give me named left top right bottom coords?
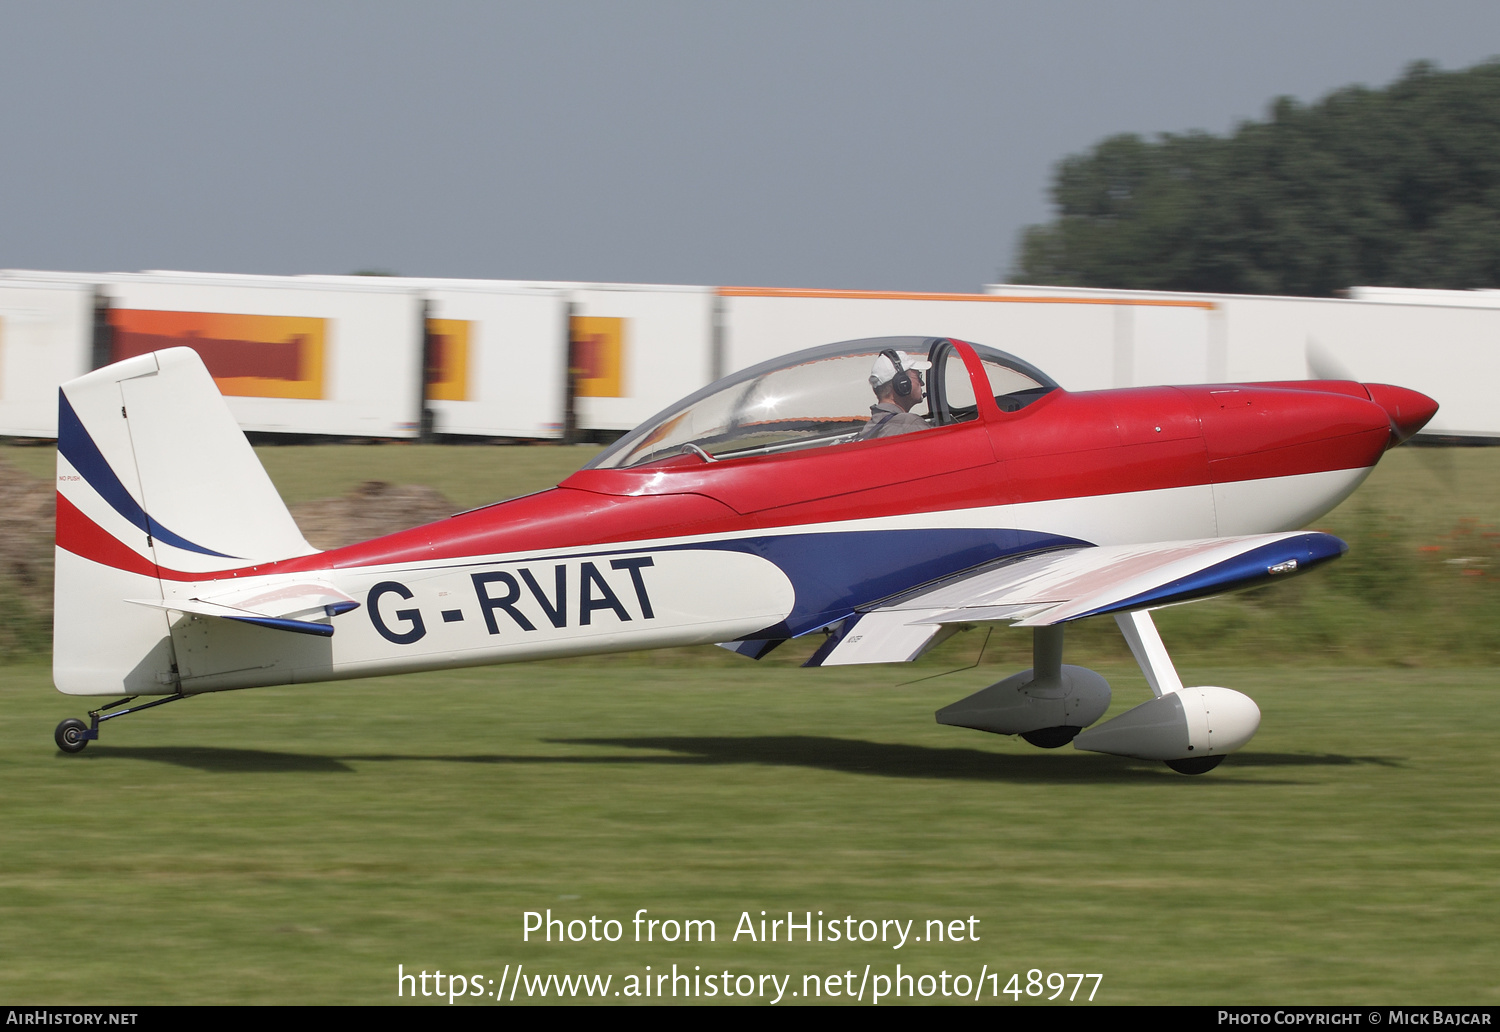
left=1014, top=60, right=1500, bottom=296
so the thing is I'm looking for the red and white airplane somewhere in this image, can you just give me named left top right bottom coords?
left=51, top=337, right=1435, bottom=773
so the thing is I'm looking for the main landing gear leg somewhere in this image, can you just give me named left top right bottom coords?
left=934, top=624, right=1112, bottom=743
left=1018, top=625, right=1077, bottom=749
left=1114, top=611, right=1222, bottom=774
left=54, top=693, right=192, bottom=754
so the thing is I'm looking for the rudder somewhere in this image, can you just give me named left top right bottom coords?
left=54, top=347, right=317, bottom=695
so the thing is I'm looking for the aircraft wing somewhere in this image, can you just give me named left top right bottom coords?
left=802, top=531, right=1345, bottom=667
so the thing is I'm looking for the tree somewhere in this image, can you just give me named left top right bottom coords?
left=1013, top=60, right=1500, bottom=295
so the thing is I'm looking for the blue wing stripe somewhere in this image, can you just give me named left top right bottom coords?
left=1067, top=532, right=1347, bottom=621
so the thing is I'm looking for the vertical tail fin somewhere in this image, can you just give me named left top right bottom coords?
left=54, top=347, right=316, bottom=695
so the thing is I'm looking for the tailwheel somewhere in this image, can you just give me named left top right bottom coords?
left=55, top=718, right=90, bottom=754
left=1165, top=755, right=1224, bottom=775
left=51, top=693, right=190, bottom=754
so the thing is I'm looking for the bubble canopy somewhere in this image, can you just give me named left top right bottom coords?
left=586, top=336, right=1059, bottom=471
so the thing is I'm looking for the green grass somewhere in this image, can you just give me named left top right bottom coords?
left=1, top=439, right=604, bottom=511
left=0, top=441, right=56, bottom=481
left=3, top=440, right=1497, bottom=1003
left=3, top=651, right=1497, bottom=1005
left=251, top=441, right=605, bottom=509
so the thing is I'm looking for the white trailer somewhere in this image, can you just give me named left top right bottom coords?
left=291, top=275, right=716, bottom=436
left=3, top=270, right=427, bottom=438
left=284, top=274, right=571, bottom=439
left=717, top=286, right=1217, bottom=393
left=2, top=270, right=1495, bottom=442
left=566, top=283, right=717, bottom=432
left=0, top=277, right=95, bottom=437
left=988, top=283, right=1500, bottom=440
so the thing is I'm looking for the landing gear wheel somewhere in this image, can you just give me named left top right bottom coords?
left=1021, top=726, right=1081, bottom=749
left=55, top=718, right=89, bottom=754
left=1165, top=755, right=1224, bottom=775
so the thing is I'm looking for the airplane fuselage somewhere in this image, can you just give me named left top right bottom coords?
left=63, top=376, right=1420, bottom=694
left=49, top=337, right=1440, bottom=775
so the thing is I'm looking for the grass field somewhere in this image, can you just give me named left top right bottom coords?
left=3, top=653, right=1497, bottom=1005
left=0, top=439, right=607, bottom=510
left=2, top=439, right=1497, bottom=1004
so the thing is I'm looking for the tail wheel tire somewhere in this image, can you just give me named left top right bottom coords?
left=55, top=718, right=89, bottom=754
left=1165, top=755, right=1224, bottom=775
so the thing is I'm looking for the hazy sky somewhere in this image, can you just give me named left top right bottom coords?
left=2, top=1, right=1498, bottom=291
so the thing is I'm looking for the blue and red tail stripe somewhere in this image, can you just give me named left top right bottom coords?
left=57, top=393, right=241, bottom=560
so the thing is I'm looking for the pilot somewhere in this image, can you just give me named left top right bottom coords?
left=857, top=349, right=932, bottom=439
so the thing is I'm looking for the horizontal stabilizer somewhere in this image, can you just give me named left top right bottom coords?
left=127, top=597, right=340, bottom=637
left=189, top=580, right=360, bottom=621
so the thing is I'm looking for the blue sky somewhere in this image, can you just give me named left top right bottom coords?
left=3, top=1, right=1498, bottom=290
